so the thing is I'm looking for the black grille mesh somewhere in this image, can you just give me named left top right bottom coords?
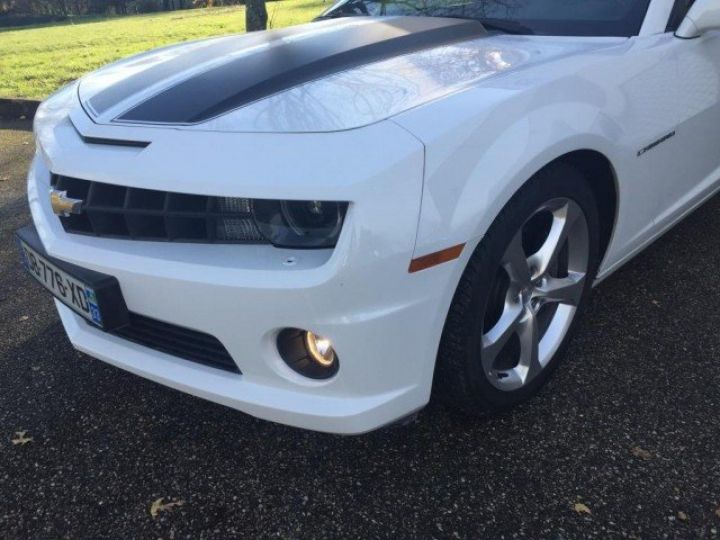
left=52, top=175, right=267, bottom=243
left=109, top=312, right=240, bottom=373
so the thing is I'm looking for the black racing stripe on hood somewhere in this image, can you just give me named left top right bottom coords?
left=87, top=22, right=347, bottom=116
left=88, top=38, right=256, bottom=116
left=116, top=17, right=486, bottom=124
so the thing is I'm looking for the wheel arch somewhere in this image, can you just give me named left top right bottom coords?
left=447, top=147, right=620, bottom=274
left=544, top=149, right=618, bottom=269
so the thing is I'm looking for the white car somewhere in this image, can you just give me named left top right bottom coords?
left=18, top=0, right=720, bottom=433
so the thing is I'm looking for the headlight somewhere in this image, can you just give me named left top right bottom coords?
left=251, top=199, right=348, bottom=248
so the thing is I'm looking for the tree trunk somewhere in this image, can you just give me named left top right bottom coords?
left=245, top=0, right=267, bottom=32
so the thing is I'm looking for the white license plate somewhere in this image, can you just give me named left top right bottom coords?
left=18, top=240, right=104, bottom=327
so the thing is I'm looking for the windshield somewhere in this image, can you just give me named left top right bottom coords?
left=318, top=0, right=651, bottom=37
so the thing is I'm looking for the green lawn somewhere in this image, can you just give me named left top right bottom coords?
left=0, top=2, right=326, bottom=99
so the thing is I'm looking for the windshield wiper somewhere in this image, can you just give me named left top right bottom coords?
left=476, top=18, right=534, bottom=35
left=443, top=15, right=533, bottom=35
left=315, top=11, right=369, bottom=20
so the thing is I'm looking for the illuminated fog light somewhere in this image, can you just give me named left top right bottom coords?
left=277, top=328, right=339, bottom=379
left=305, top=331, right=336, bottom=367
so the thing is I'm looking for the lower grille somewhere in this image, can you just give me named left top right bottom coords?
left=109, top=312, right=240, bottom=374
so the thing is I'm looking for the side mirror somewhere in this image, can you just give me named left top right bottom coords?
left=676, top=0, right=720, bottom=39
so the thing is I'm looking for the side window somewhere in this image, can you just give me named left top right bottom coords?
left=666, top=0, right=696, bottom=32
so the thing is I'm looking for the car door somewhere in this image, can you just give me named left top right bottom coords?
left=644, top=0, right=720, bottom=227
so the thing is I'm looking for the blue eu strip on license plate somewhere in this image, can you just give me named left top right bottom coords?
left=18, top=238, right=104, bottom=327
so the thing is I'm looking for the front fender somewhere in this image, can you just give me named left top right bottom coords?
left=390, top=87, right=638, bottom=386
left=393, top=85, right=638, bottom=264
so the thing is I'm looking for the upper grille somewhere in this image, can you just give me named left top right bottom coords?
left=109, top=312, right=240, bottom=373
left=52, top=175, right=268, bottom=244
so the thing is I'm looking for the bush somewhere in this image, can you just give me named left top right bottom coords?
left=135, top=0, right=160, bottom=12
left=0, top=14, right=68, bottom=27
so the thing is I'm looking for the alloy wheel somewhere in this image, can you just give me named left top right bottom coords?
left=480, top=197, right=590, bottom=391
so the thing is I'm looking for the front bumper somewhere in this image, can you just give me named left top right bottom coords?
left=28, top=113, right=467, bottom=434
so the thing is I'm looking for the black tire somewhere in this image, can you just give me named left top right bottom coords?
left=433, top=161, right=601, bottom=414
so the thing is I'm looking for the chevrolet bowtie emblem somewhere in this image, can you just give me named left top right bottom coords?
left=50, top=189, right=84, bottom=217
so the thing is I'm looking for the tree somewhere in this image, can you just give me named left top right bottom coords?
left=245, top=0, right=267, bottom=31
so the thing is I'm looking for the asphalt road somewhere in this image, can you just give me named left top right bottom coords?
left=1, top=119, right=720, bottom=539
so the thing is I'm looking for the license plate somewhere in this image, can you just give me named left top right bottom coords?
left=18, top=239, right=104, bottom=327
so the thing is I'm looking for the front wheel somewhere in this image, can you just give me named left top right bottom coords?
left=434, top=162, right=600, bottom=414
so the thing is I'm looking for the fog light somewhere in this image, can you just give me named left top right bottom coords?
left=305, top=331, right=336, bottom=367
left=277, top=328, right=339, bottom=379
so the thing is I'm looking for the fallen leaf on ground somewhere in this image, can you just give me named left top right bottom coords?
left=19, top=315, right=29, bottom=322
left=678, top=511, right=689, bottom=522
left=11, top=431, right=33, bottom=445
left=630, top=446, right=652, bottom=460
left=715, top=506, right=720, bottom=519
left=573, top=502, right=591, bottom=515
left=150, top=498, right=185, bottom=518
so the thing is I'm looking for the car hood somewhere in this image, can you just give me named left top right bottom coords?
left=77, top=16, right=620, bottom=133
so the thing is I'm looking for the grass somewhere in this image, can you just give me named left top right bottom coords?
left=0, top=2, right=326, bottom=99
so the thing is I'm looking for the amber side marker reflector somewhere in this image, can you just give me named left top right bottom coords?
left=408, top=243, right=465, bottom=273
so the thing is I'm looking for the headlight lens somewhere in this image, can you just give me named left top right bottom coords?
left=252, top=199, right=348, bottom=248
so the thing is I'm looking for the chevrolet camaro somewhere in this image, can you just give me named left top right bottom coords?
left=17, top=0, right=720, bottom=433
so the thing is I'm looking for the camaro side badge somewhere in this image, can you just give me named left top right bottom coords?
left=638, top=131, right=676, bottom=157
left=50, top=189, right=84, bottom=217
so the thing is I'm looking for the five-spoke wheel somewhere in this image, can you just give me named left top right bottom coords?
left=434, top=162, right=600, bottom=413
left=481, top=198, right=589, bottom=391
